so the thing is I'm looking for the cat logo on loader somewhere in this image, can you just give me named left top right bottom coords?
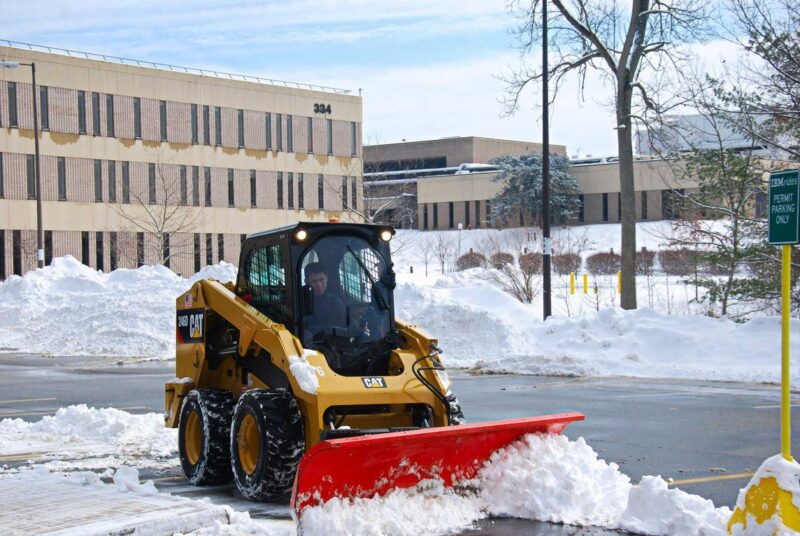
left=164, top=222, right=583, bottom=515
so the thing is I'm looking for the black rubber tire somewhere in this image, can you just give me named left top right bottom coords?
left=230, top=389, right=305, bottom=501
left=178, top=388, right=235, bottom=485
left=446, top=393, right=467, bottom=425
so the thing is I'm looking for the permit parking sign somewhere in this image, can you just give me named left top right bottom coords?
left=769, top=170, right=800, bottom=245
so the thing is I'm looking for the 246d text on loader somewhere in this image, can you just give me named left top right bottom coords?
left=164, top=222, right=584, bottom=514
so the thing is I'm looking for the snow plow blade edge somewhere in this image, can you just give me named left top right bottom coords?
left=290, top=412, right=584, bottom=514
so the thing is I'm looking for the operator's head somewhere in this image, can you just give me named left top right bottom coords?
left=304, top=262, right=328, bottom=296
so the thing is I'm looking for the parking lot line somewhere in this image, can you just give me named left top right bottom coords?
left=0, top=397, right=57, bottom=404
left=0, top=405, right=147, bottom=417
left=668, top=472, right=754, bottom=486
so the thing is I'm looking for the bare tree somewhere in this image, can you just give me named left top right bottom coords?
left=114, top=151, right=200, bottom=266
left=417, top=235, right=436, bottom=276
left=505, top=0, right=708, bottom=309
left=434, top=233, right=457, bottom=274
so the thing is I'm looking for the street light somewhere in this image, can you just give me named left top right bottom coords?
left=1, top=60, right=43, bottom=268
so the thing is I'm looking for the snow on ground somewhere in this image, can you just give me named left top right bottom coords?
left=0, top=256, right=237, bottom=359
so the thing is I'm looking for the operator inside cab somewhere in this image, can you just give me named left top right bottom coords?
left=302, top=262, right=346, bottom=343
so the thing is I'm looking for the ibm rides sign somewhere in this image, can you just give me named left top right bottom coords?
left=769, top=170, right=800, bottom=246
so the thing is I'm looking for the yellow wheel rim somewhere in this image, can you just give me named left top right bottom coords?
left=184, top=410, right=202, bottom=466
left=237, top=413, right=261, bottom=475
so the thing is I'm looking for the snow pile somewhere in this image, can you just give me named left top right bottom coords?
left=395, top=272, right=800, bottom=382
left=0, top=256, right=237, bottom=358
left=728, top=455, right=800, bottom=535
left=299, top=434, right=730, bottom=536
left=288, top=350, right=324, bottom=395
left=0, top=404, right=176, bottom=468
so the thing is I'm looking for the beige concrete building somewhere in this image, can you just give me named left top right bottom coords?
left=0, top=44, right=363, bottom=279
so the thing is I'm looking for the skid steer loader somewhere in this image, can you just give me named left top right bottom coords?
left=165, top=222, right=583, bottom=514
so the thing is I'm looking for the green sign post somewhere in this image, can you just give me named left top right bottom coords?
left=769, top=169, right=800, bottom=245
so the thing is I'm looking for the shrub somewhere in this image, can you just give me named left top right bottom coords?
left=586, top=251, right=621, bottom=275
left=489, top=252, right=514, bottom=270
left=552, top=253, right=581, bottom=275
left=519, top=252, right=543, bottom=275
left=636, top=248, right=656, bottom=275
left=456, top=251, right=487, bottom=271
left=658, top=249, right=697, bottom=276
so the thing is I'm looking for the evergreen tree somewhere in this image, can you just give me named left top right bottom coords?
left=488, top=153, right=580, bottom=227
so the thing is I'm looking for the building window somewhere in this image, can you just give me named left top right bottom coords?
left=318, top=174, right=324, bottom=209
left=617, top=192, right=622, bottom=221
left=276, top=113, right=283, bottom=150
left=486, top=200, right=491, bottom=227
left=237, top=109, right=244, bottom=148
left=277, top=172, right=284, bottom=208
left=40, top=86, right=49, bottom=131
left=194, top=234, right=201, bottom=273
left=159, top=100, right=167, bottom=142
left=8, top=82, right=17, bottom=127
left=351, top=121, right=357, bottom=156
left=148, top=163, right=156, bottom=204
left=465, top=201, right=470, bottom=227
left=106, top=94, right=115, bottom=137
left=94, top=160, right=103, bottom=202
left=578, top=194, right=585, bottom=223
left=250, top=170, right=257, bottom=208
left=205, top=233, right=213, bottom=265
left=475, top=200, right=481, bottom=228
left=217, top=234, right=225, bottom=262
left=133, top=97, right=141, bottom=139
left=662, top=189, right=683, bottom=220
left=122, top=162, right=130, bottom=204
left=81, top=231, right=90, bottom=266
left=180, top=165, right=188, bottom=206
left=192, top=166, right=200, bottom=206
left=78, top=90, right=86, bottom=134
left=96, top=232, right=104, bottom=272
left=110, top=232, right=118, bottom=271
left=288, top=172, right=294, bottom=209
left=341, top=176, right=348, bottom=209
left=351, top=178, right=357, bottom=211
left=215, top=106, right=222, bottom=146
left=203, top=105, right=210, bottom=145
left=448, top=202, right=454, bottom=229
left=602, top=193, right=609, bottom=222
left=641, top=191, right=648, bottom=220
left=265, top=113, right=272, bottom=149
left=12, top=230, right=21, bottom=275
left=56, top=156, right=67, bottom=201
left=0, top=153, right=4, bottom=198
left=108, top=161, right=116, bottom=203
left=163, top=233, right=170, bottom=269
left=0, top=230, right=4, bottom=279
left=433, top=204, right=439, bottom=229
left=227, top=169, right=235, bottom=207
left=326, top=119, right=333, bottom=155
left=136, top=232, right=144, bottom=266
left=287, top=115, right=293, bottom=152
left=298, top=173, right=304, bottom=209
left=191, top=104, right=198, bottom=144
left=422, top=204, right=429, bottom=230
left=307, top=117, right=313, bottom=153
left=92, top=92, right=100, bottom=136
left=26, top=154, right=35, bottom=199
left=44, top=230, right=52, bottom=265
left=204, top=167, right=212, bottom=206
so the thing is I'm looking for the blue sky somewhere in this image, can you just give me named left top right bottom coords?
left=0, top=1, right=742, bottom=157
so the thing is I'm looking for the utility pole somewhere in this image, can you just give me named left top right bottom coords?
left=542, top=0, right=552, bottom=320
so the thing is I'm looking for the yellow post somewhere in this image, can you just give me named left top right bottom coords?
left=617, top=271, right=622, bottom=295
left=582, top=273, right=588, bottom=294
left=782, top=244, right=792, bottom=460
left=569, top=272, right=575, bottom=295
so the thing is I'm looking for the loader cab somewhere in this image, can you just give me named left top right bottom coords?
left=237, top=222, right=397, bottom=376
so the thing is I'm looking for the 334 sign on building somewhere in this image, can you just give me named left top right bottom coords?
left=769, top=169, right=800, bottom=245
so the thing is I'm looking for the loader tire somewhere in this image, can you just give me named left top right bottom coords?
left=230, top=389, right=305, bottom=501
left=179, top=388, right=235, bottom=485
left=446, top=393, right=467, bottom=425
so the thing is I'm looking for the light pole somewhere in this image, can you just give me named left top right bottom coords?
left=1, top=60, right=43, bottom=268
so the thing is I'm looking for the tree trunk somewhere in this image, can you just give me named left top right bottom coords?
left=617, top=91, right=637, bottom=310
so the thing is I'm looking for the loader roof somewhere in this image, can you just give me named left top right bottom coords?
left=247, top=221, right=395, bottom=241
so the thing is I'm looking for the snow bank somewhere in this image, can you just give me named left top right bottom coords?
left=0, top=256, right=237, bottom=358
left=0, top=404, right=176, bottom=467
left=395, top=271, right=800, bottom=383
left=299, top=434, right=730, bottom=536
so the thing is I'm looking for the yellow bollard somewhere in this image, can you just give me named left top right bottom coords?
left=569, top=272, right=575, bottom=295
left=582, top=273, right=588, bottom=294
left=617, top=271, right=622, bottom=295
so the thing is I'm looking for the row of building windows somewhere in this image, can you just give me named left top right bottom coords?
left=4, top=81, right=359, bottom=157
left=421, top=200, right=489, bottom=230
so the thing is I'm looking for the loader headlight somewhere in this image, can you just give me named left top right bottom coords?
left=295, top=229, right=308, bottom=241
left=380, top=230, right=393, bottom=242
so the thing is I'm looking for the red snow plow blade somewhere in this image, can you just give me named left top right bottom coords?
left=291, top=412, right=584, bottom=514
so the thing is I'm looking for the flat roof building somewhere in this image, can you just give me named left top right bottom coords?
left=0, top=43, right=363, bottom=279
